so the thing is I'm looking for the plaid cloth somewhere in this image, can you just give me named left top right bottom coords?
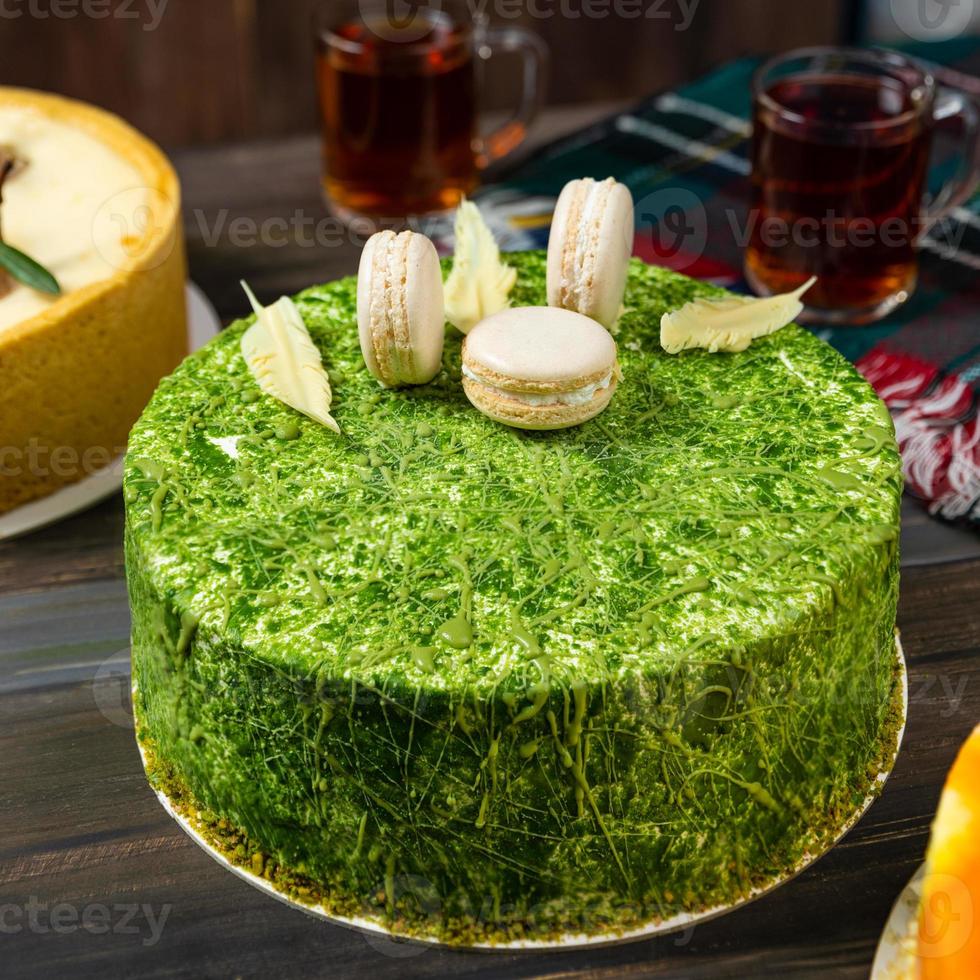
left=459, top=38, right=980, bottom=526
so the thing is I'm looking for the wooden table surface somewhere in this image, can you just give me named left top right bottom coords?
left=3, top=105, right=980, bottom=979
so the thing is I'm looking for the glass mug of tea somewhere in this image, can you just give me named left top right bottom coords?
left=315, top=0, right=547, bottom=222
left=746, top=47, right=980, bottom=324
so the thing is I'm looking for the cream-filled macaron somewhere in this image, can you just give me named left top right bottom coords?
left=462, top=307, right=620, bottom=430
left=357, top=230, right=445, bottom=387
left=546, top=177, right=634, bottom=330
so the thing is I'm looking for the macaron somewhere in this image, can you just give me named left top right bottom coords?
left=461, top=306, right=620, bottom=431
left=357, top=230, right=445, bottom=387
left=546, top=177, right=634, bottom=330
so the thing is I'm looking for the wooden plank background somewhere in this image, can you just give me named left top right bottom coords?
left=0, top=0, right=846, bottom=146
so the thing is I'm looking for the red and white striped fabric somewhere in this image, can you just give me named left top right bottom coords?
left=858, top=349, right=980, bottom=522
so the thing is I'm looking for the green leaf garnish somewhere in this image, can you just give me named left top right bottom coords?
left=0, top=241, right=61, bottom=296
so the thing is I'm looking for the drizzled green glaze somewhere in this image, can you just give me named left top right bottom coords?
left=127, top=253, right=902, bottom=944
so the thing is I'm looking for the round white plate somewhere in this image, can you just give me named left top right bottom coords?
left=871, top=864, right=924, bottom=979
left=140, top=635, right=908, bottom=951
left=0, top=283, right=221, bottom=542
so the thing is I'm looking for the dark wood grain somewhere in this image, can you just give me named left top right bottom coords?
left=0, top=0, right=846, bottom=147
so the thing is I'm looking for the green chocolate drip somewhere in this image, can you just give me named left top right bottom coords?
left=437, top=613, right=473, bottom=650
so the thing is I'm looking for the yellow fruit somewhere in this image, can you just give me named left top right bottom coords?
left=918, top=723, right=980, bottom=977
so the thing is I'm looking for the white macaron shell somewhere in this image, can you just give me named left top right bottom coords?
left=463, top=306, right=617, bottom=386
left=404, top=233, right=445, bottom=384
left=356, top=233, right=385, bottom=382
left=546, top=177, right=634, bottom=329
left=545, top=180, right=580, bottom=311
left=357, top=230, right=445, bottom=387
left=591, top=182, right=634, bottom=327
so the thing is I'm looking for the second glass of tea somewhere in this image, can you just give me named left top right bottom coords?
left=747, top=47, right=979, bottom=324
left=315, top=0, right=547, bottom=223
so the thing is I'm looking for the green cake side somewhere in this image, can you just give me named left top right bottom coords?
left=126, top=253, right=902, bottom=943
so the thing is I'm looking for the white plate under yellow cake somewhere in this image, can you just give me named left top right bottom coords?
left=0, top=283, right=219, bottom=541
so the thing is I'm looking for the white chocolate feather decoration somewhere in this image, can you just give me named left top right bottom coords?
left=240, top=281, right=341, bottom=434
left=660, top=276, right=817, bottom=354
left=444, top=199, right=517, bottom=334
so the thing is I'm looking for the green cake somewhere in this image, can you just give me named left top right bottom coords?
left=126, top=252, right=903, bottom=944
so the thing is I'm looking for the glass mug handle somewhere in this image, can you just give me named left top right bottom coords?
left=473, top=27, right=548, bottom=169
left=920, top=89, right=980, bottom=237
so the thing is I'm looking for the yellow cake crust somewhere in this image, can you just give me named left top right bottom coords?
left=0, top=87, right=187, bottom=514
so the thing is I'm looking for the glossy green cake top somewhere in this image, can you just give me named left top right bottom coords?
left=125, top=253, right=901, bottom=693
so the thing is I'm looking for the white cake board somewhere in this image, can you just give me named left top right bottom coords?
left=139, top=635, right=908, bottom=951
left=0, top=283, right=221, bottom=541
left=871, top=864, right=924, bottom=979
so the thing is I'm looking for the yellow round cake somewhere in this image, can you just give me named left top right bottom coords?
left=0, top=87, right=187, bottom=514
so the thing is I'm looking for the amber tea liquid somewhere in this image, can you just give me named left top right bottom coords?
left=747, top=72, right=933, bottom=320
left=316, top=15, right=478, bottom=220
